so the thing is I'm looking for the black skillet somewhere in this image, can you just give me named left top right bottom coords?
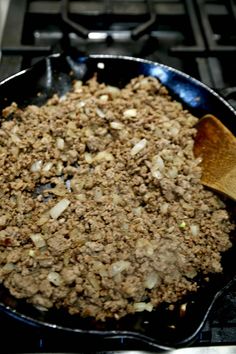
left=0, top=52, right=236, bottom=351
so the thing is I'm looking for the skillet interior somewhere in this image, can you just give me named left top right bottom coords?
left=0, top=53, right=236, bottom=350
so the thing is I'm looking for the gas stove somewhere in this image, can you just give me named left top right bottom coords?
left=1, top=0, right=236, bottom=352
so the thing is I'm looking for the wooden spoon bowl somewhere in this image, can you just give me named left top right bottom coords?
left=194, top=114, right=236, bottom=201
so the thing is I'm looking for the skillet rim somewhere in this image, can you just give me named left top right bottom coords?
left=1, top=52, right=236, bottom=116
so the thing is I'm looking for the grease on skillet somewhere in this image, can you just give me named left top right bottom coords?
left=0, top=75, right=234, bottom=321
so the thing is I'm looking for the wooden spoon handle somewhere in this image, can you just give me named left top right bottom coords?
left=194, top=114, right=236, bottom=201
left=203, top=166, right=236, bottom=201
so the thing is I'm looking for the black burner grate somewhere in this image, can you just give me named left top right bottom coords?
left=0, top=1, right=224, bottom=84
left=1, top=0, right=236, bottom=93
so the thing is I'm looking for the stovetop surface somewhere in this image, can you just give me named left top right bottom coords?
left=1, top=0, right=236, bottom=352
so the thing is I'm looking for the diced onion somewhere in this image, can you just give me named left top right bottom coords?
left=145, top=272, right=160, bottom=289
left=96, top=108, right=106, bottom=118
left=169, top=126, right=179, bottom=136
left=110, top=121, right=123, bottom=130
left=99, top=94, right=109, bottom=102
left=43, top=162, right=53, bottom=172
left=133, top=302, right=153, bottom=312
left=95, top=151, right=114, bottom=162
left=47, top=271, right=62, bottom=286
left=84, top=152, right=93, bottom=164
left=151, top=154, right=165, bottom=179
left=131, top=138, right=147, bottom=156
left=59, top=95, right=66, bottom=102
left=49, top=198, right=70, bottom=219
left=56, top=137, right=65, bottom=150
left=74, top=80, right=83, bottom=92
left=151, top=170, right=163, bottom=179
left=152, top=155, right=165, bottom=171
left=34, top=305, right=49, bottom=312
left=123, top=108, right=137, bottom=118
left=31, top=160, right=43, bottom=172
left=77, top=100, right=86, bottom=108
left=56, top=161, right=63, bottom=175
left=180, top=303, right=187, bottom=317
left=94, top=188, right=103, bottom=202
left=29, top=249, right=35, bottom=257
left=105, top=85, right=120, bottom=96
left=2, top=263, right=15, bottom=273
left=190, top=224, right=200, bottom=236
left=30, top=233, right=46, bottom=248
left=75, top=194, right=86, bottom=202
left=110, top=260, right=130, bottom=276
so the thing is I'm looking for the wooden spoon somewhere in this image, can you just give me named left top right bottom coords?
left=193, top=114, right=236, bottom=201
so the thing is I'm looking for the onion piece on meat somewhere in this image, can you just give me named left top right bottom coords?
left=151, top=170, right=163, bottom=179
left=95, top=151, right=114, bottom=162
left=74, top=80, right=83, bottom=92
left=152, top=155, right=165, bottom=171
left=133, top=302, right=153, bottom=312
left=47, top=271, right=62, bottom=286
left=43, top=162, right=53, bottom=172
left=31, top=160, right=43, bottom=172
left=30, top=233, right=46, bottom=249
left=49, top=198, right=70, bottom=219
left=190, top=224, right=200, bottom=236
left=132, top=206, right=143, bottom=216
left=2, top=263, right=15, bottom=273
left=56, top=137, right=65, bottom=150
left=110, top=121, right=124, bottom=130
left=110, top=260, right=130, bottom=276
left=151, top=155, right=165, bottom=179
left=96, top=108, right=106, bottom=118
left=145, top=272, right=160, bottom=289
left=29, top=249, right=35, bottom=257
left=99, top=94, right=109, bottom=102
left=131, top=138, right=147, bottom=156
left=105, top=85, right=120, bottom=96
left=56, top=161, right=63, bottom=176
left=84, top=152, right=93, bottom=164
left=123, top=108, right=137, bottom=118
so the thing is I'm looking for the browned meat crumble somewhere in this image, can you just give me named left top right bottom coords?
left=0, top=75, right=234, bottom=320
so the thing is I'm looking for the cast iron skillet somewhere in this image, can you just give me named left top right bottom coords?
left=0, top=52, right=236, bottom=351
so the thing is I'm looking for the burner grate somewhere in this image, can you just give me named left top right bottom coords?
left=0, top=0, right=205, bottom=83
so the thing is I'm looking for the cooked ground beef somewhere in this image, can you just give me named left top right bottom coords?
left=0, top=75, right=234, bottom=320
